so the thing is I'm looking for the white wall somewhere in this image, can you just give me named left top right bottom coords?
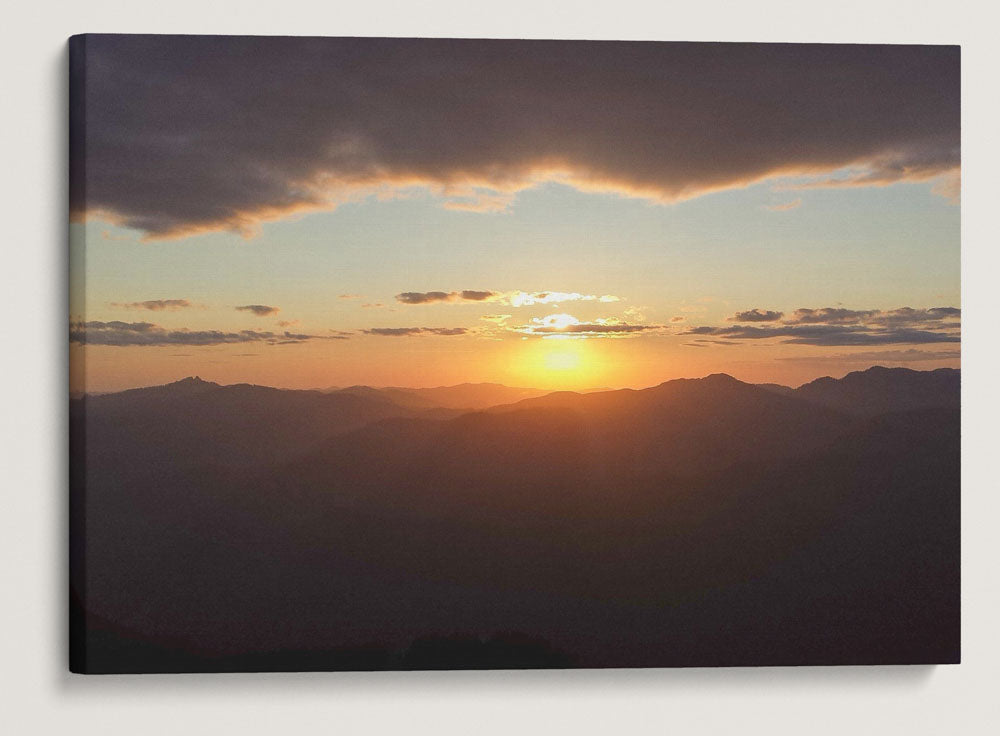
left=3, top=2, right=998, bottom=733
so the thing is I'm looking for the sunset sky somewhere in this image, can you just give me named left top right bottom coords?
left=69, top=36, right=960, bottom=393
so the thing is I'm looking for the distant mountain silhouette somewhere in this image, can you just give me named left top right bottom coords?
left=328, top=382, right=551, bottom=410
left=73, top=375, right=433, bottom=471
left=70, top=367, right=960, bottom=672
left=793, top=366, right=959, bottom=415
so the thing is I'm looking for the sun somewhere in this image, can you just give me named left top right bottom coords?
left=504, top=335, right=602, bottom=389
left=544, top=347, right=581, bottom=372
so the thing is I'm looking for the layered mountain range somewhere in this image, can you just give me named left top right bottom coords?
left=70, top=366, right=960, bottom=672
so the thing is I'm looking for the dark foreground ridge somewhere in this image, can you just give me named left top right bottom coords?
left=70, top=367, right=960, bottom=672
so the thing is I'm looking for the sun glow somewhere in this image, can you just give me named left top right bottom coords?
left=544, top=348, right=581, bottom=372
left=502, top=337, right=604, bottom=390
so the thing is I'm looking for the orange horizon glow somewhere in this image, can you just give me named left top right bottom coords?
left=70, top=334, right=961, bottom=396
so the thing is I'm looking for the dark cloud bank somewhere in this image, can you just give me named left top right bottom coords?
left=70, top=36, right=959, bottom=238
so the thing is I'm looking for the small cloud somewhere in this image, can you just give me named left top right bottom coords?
left=623, top=306, right=648, bottom=323
left=396, top=291, right=465, bottom=305
left=507, top=291, right=616, bottom=307
left=276, top=319, right=300, bottom=327
left=786, top=307, right=877, bottom=325
left=110, top=299, right=192, bottom=311
left=361, top=327, right=469, bottom=337
left=670, top=316, right=686, bottom=323
left=338, top=294, right=362, bottom=300
left=440, top=189, right=516, bottom=213
left=931, top=170, right=960, bottom=204
left=235, top=304, right=280, bottom=317
left=730, top=309, right=784, bottom=323
left=459, top=290, right=496, bottom=302
left=481, top=314, right=512, bottom=324
left=511, top=313, right=663, bottom=339
left=765, top=198, right=802, bottom=212
left=361, top=302, right=385, bottom=308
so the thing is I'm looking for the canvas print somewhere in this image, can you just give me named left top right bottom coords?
left=69, top=35, right=960, bottom=673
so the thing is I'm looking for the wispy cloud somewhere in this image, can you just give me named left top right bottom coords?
left=684, top=306, right=960, bottom=346
left=70, top=320, right=343, bottom=346
left=511, top=313, right=662, bottom=339
left=765, top=198, right=802, bottom=212
left=684, top=325, right=959, bottom=346
left=785, top=307, right=878, bottom=324
left=235, top=304, right=280, bottom=317
left=110, top=299, right=192, bottom=311
left=395, top=290, right=621, bottom=307
left=361, top=327, right=469, bottom=337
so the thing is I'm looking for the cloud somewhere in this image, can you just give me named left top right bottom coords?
left=765, top=199, right=802, bottom=212
left=534, top=323, right=656, bottom=335
left=71, top=37, right=960, bottom=238
left=683, top=324, right=960, bottom=346
left=70, top=320, right=343, bottom=346
left=394, top=290, right=620, bottom=306
left=235, top=304, right=280, bottom=317
left=439, top=189, right=517, bottom=213
left=730, top=309, right=784, bottom=322
left=361, top=327, right=469, bottom=336
left=670, top=316, right=686, bottom=323
left=481, top=314, right=512, bottom=324
left=683, top=338, right=739, bottom=347
left=276, top=319, right=300, bottom=327
left=623, top=306, right=648, bottom=323
left=338, top=294, right=362, bottom=300
left=513, top=313, right=662, bottom=338
left=507, top=292, right=619, bottom=307
left=683, top=303, right=961, bottom=347
left=872, top=306, right=961, bottom=327
left=685, top=305, right=960, bottom=346
left=785, top=307, right=879, bottom=324
left=394, top=289, right=499, bottom=304
left=932, top=169, right=961, bottom=204
left=785, top=306, right=960, bottom=327
left=777, top=349, right=961, bottom=363
left=110, top=299, right=192, bottom=311
left=395, top=291, right=472, bottom=305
